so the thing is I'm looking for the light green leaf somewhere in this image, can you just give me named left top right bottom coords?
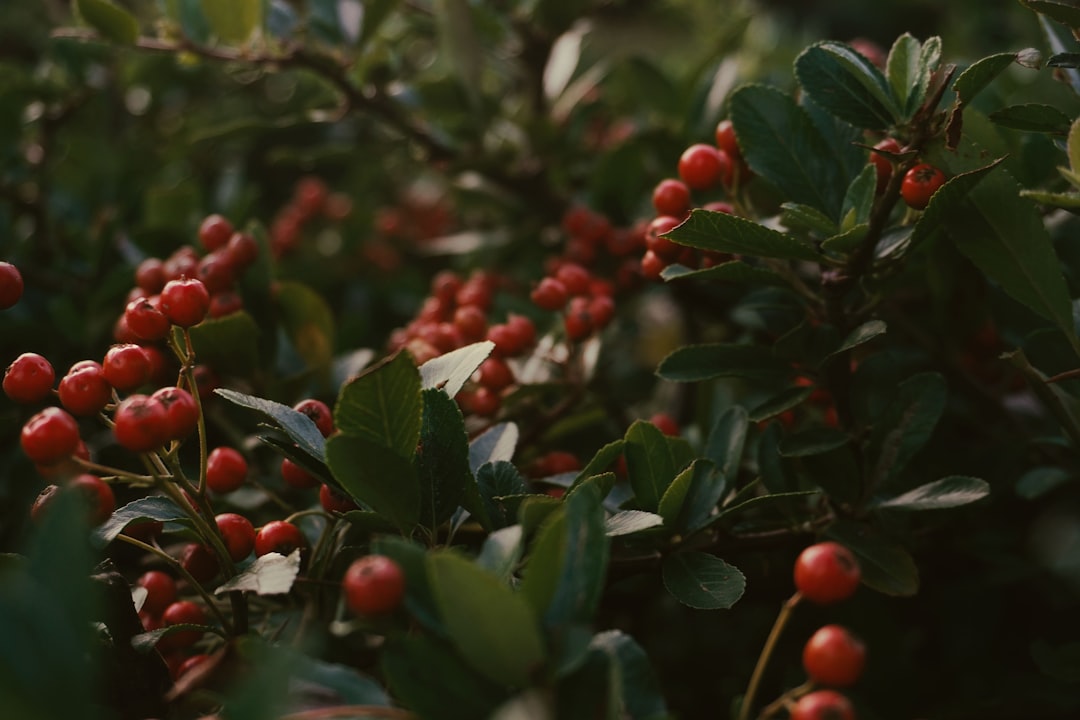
left=476, top=525, right=525, bottom=583
left=76, top=0, right=138, bottom=44
left=780, top=202, right=840, bottom=235
left=276, top=281, right=335, bottom=370
left=200, top=0, right=262, bottom=44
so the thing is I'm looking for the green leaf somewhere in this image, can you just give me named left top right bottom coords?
left=435, top=0, right=484, bottom=108
left=1069, top=118, right=1080, bottom=172
left=326, top=436, right=419, bottom=533
left=276, top=281, right=335, bottom=370
left=795, top=41, right=901, bottom=130
left=183, top=311, right=261, bottom=377
left=841, top=165, right=877, bottom=228
left=214, top=550, right=300, bottom=595
left=76, top=0, right=138, bottom=44
left=200, top=0, right=262, bottom=44
left=520, top=482, right=609, bottom=628
left=370, top=536, right=443, bottom=635
left=216, top=388, right=327, bottom=463
left=335, top=351, right=422, bottom=458
left=661, top=552, right=746, bottom=610
left=359, top=0, right=399, bottom=46
left=715, top=490, right=820, bottom=523
left=419, top=341, right=495, bottom=398
left=1016, top=467, right=1071, bottom=499
left=778, top=427, right=850, bottom=457
left=658, top=460, right=725, bottom=533
left=657, top=344, right=792, bottom=383
left=828, top=320, right=887, bottom=358
left=428, top=551, right=546, bottom=688
left=826, top=519, right=919, bottom=596
left=865, top=372, right=947, bottom=492
left=1048, top=52, right=1080, bottom=68
left=587, top=631, right=669, bottom=720
left=748, top=386, right=815, bottom=422
left=705, top=406, right=749, bottom=483
left=1020, top=189, right=1080, bottom=209
left=873, top=476, right=990, bottom=511
left=382, top=635, right=507, bottom=720
left=624, top=420, right=691, bottom=511
left=730, top=84, right=847, bottom=219
left=476, top=461, right=528, bottom=530
left=886, top=34, right=940, bottom=116
left=661, top=260, right=790, bottom=288
left=821, top=223, right=869, bottom=255
left=953, top=52, right=1021, bottom=106
left=565, top=440, right=625, bottom=498
left=468, top=422, right=518, bottom=474
left=909, top=156, right=1004, bottom=253
left=605, top=510, right=665, bottom=537
left=476, top=525, right=525, bottom=583
left=666, top=209, right=820, bottom=262
left=780, top=202, right=840, bottom=236
left=415, top=389, right=471, bottom=529
left=989, top=103, right=1073, bottom=133
left=1020, top=0, right=1080, bottom=30
left=288, top=653, right=390, bottom=706
left=92, top=496, right=185, bottom=548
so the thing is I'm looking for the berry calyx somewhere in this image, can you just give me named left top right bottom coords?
left=802, top=624, right=866, bottom=688
left=3, top=352, right=55, bottom=404
left=113, top=394, right=169, bottom=453
left=0, top=261, right=24, bottom=309
left=160, top=277, right=211, bottom=328
left=794, top=541, right=861, bottom=604
left=206, top=447, right=248, bottom=494
left=900, top=163, right=947, bottom=210
left=790, top=690, right=856, bottom=720
left=254, top=520, right=306, bottom=557
left=343, top=554, right=406, bottom=616
left=20, top=407, right=81, bottom=465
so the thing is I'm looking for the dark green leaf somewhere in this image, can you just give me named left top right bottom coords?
left=92, top=496, right=185, bottom=548
left=624, top=420, right=688, bottom=511
left=989, top=103, right=1073, bottom=133
left=200, top=0, right=262, bottom=44
left=661, top=260, right=790, bottom=288
left=730, top=84, right=847, bottom=219
left=705, top=406, right=749, bottom=484
left=715, top=490, right=820, bottom=523
left=1020, top=0, right=1080, bottom=29
left=326, top=436, right=419, bottom=534
left=476, top=461, right=528, bottom=530
left=865, top=372, right=947, bottom=492
left=359, top=0, right=399, bottom=46
left=748, top=386, right=815, bottom=422
left=275, top=280, right=335, bottom=371
left=661, top=552, right=746, bottom=609
left=335, top=351, right=422, bottom=458
left=428, top=551, right=546, bottom=688
left=821, top=223, right=869, bottom=255
left=873, top=476, right=990, bottom=511
left=826, top=519, right=919, bottom=596
left=468, top=422, right=518, bottom=474
left=419, top=341, right=495, bottom=398
left=435, top=0, right=484, bottom=107
left=795, top=41, right=900, bottom=130
left=382, top=635, right=507, bottom=720
left=416, top=389, right=471, bottom=529
left=658, top=460, right=723, bottom=531
left=908, top=156, right=1003, bottom=251
left=289, top=653, right=390, bottom=706
left=780, top=202, right=839, bottom=235
left=1016, top=467, right=1071, bottom=499
left=132, top=624, right=211, bottom=654
left=758, top=422, right=799, bottom=494
left=665, top=209, right=820, bottom=262
left=371, top=536, right=443, bottom=635
left=76, top=0, right=138, bottom=44
left=841, top=165, right=877, bottom=228
left=778, top=427, right=850, bottom=457
left=588, top=631, right=669, bottom=720
left=953, top=52, right=1021, bottom=106
left=657, top=343, right=791, bottom=383
left=214, top=550, right=300, bottom=595
left=476, top=525, right=524, bottom=583
left=1048, top=52, right=1080, bottom=68
left=216, top=388, right=326, bottom=463
left=183, top=311, right=261, bottom=377
left=829, top=320, right=887, bottom=358
left=605, top=510, right=664, bottom=537
left=567, top=439, right=625, bottom=497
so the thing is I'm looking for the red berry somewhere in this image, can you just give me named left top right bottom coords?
left=30, top=484, right=60, bottom=523
left=645, top=216, right=683, bottom=260
left=180, top=543, right=219, bottom=585
left=281, top=457, right=320, bottom=489
left=0, top=261, right=24, bottom=309
left=161, top=600, right=208, bottom=648
left=455, top=279, right=492, bottom=311
left=20, top=407, right=80, bottom=465
left=175, top=653, right=210, bottom=680
left=650, top=412, right=680, bottom=437
left=113, top=394, right=169, bottom=453
left=137, top=570, right=177, bottom=616
left=196, top=252, right=235, bottom=295
left=640, top=250, right=666, bottom=281
left=124, top=297, right=171, bottom=342
left=254, top=520, right=306, bottom=557
left=535, top=450, right=581, bottom=476
left=900, top=163, right=947, bottom=210
left=431, top=270, right=463, bottom=304
left=343, top=554, right=406, bottom=616
left=294, top=398, right=334, bottom=437
left=295, top=176, right=329, bottom=218
left=486, top=324, right=519, bottom=357
left=319, top=483, right=359, bottom=514
left=564, top=296, right=593, bottom=341
left=531, top=277, right=569, bottom=311
left=208, top=291, right=243, bottom=318
left=678, top=143, right=731, bottom=190
left=152, top=386, right=198, bottom=440
left=198, top=214, right=234, bottom=252
left=652, top=178, right=692, bottom=218
left=58, top=361, right=112, bottom=416
left=135, top=258, right=167, bottom=294
left=555, top=263, right=591, bottom=297
left=215, top=512, right=256, bottom=562
left=160, top=278, right=211, bottom=328
left=162, top=246, right=200, bottom=283
left=714, top=120, right=739, bottom=162
left=3, top=352, right=55, bottom=404
left=794, top=541, right=861, bottom=604
left=476, top=357, right=514, bottom=391
left=802, top=625, right=866, bottom=688
left=452, top=304, right=488, bottom=343
left=224, top=232, right=259, bottom=269
left=587, top=294, right=616, bottom=330
left=871, top=137, right=902, bottom=195
left=102, top=343, right=151, bottom=392
left=790, top=690, right=856, bottom=720
left=206, top=447, right=247, bottom=494
left=69, top=473, right=115, bottom=525
left=461, top=386, right=500, bottom=417
left=141, top=345, right=173, bottom=386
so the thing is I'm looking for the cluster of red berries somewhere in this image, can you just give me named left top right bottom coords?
left=869, top=138, right=947, bottom=210
left=554, top=204, right=647, bottom=293
left=270, top=175, right=353, bottom=257
left=529, top=260, right=616, bottom=342
left=787, top=541, right=866, bottom=720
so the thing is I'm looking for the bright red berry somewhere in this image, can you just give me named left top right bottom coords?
left=452, top=304, right=488, bottom=343
left=678, top=143, right=731, bottom=190
left=161, top=600, right=208, bottom=648
left=794, top=541, right=861, bottom=604
left=0, top=261, right=24, bottom=309
left=652, top=178, right=692, bottom=218
left=640, top=250, right=666, bottom=281
left=531, top=276, right=569, bottom=311
left=58, top=361, right=112, bottom=416
left=650, top=412, right=680, bottom=437
left=137, top=570, right=177, bottom=616
left=645, top=215, right=682, bottom=260
left=160, top=278, right=210, bottom=328
left=294, top=398, right=334, bottom=437
left=180, top=543, right=219, bottom=585
left=802, top=625, right=866, bottom=688
left=506, top=313, right=536, bottom=349
left=790, top=690, right=856, bottom=720
left=555, top=263, right=591, bottom=297
left=900, top=163, right=947, bottom=210
left=254, top=520, right=306, bottom=557
left=319, top=483, right=359, bottom=514
left=486, top=323, right=521, bottom=358
left=113, top=394, right=169, bottom=453
left=343, top=554, right=406, bottom=616
left=206, top=447, right=247, bottom=494
left=69, top=473, right=115, bottom=525
left=21, top=407, right=80, bottom=465
left=124, top=297, right=171, bottom=342
left=198, top=214, right=234, bottom=252
left=3, top=353, right=55, bottom=404
left=870, top=137, right=902, bottom=195
left=102, top=344, right=151, bottom=393
left=215, top=512, right=256, bottom=562
left=151, top=386, right=199, bottom=441
left=281, top=457, right=320, bottom=489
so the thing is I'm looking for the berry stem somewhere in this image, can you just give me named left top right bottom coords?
left=738, top=591, right=803, bottom=720
left=757, top=680, right=814, bottom=720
